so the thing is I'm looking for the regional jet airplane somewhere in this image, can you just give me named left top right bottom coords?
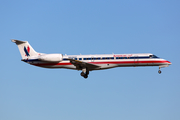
left=12, top=40, right=172, bottom=78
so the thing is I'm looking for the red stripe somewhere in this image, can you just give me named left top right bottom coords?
left=27, top=46, right=30, bottom=53
left=90, top=60, right=171, bottom=64
left=31, top=60, right=170, bottom=67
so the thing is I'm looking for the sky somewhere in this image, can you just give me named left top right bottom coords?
left=0, top=0, right=180, bottom=120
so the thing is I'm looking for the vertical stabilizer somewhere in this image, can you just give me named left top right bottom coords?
left=12, top=39, right=39, bottom=59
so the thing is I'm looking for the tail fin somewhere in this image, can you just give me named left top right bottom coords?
left=12, top=39, right=39, bottom=59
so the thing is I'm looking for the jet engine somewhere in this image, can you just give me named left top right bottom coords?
left=38, top=54, right=63, bottom=62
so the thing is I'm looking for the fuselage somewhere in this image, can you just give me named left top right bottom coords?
left=23, top=53, right=171, bottom=71
left=12, top=40, right=172, bottom=78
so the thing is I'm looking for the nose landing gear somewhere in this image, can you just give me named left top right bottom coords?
left=158, top=65, right=170, bottom=74
left=158, top=67, right=162, bottom=74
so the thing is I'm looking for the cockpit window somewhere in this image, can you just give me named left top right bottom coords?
left=153, top=55, right=158, bottom=58
left=149, top=55, right=159, bottom=58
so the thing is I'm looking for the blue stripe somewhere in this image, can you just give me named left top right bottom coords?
left=24, top=56, right=159, bottom=62
left=62, top=56, right=158, bottom=61
left=23, top=59, right=39, bottom=62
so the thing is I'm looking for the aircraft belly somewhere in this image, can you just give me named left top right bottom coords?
left=27, top=59, right=170, bottom=71
left=29, top=61, right=76, bottom=69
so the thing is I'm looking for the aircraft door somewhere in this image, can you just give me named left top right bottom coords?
left=134, top=56, right=139, bottom=65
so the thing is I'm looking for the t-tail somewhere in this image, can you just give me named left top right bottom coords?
left=11, top=39, right=39, bottom=59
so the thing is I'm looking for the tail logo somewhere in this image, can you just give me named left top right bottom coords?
left=24, top=46, right=30, bottom=56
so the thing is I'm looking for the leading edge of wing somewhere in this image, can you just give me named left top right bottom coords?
left=67, top=58, right=100, bottom=69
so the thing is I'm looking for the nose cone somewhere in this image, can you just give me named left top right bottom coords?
left=167, top=60, right=172, bottom=65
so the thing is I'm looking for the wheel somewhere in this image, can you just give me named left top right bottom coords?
left=84, top=75, right=88, bottom=78
left=81, top=72, right=85, bottom=76
left=158, top=70, right=161, bottom=74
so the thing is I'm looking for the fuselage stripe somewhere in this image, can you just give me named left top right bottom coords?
left=31, top=60, right=170, bottom=66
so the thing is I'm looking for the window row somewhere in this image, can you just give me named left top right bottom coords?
left=63, top=56, right=157, bottom=61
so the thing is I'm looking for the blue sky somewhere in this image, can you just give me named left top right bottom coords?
left=0, top=0, right=180, bottom=120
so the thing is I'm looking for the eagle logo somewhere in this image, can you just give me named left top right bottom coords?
left=24, top=46, right=30, bottom=56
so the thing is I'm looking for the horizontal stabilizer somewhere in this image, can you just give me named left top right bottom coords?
left=11, top=39, right=27, bottom=44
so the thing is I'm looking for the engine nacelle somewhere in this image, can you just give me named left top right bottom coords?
left=38, top=54, right=63, bottom=62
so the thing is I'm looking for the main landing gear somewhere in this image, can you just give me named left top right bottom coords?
left=80, top=68, right=89, bottom=79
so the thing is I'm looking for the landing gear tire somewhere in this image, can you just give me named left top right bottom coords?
left=84, top=75, right=88, bottom=79
left=158, top=70, right=161, bottom=74
left=80, top=72, right=88, bottom=78
left=81, top=72, right=85, bottom=76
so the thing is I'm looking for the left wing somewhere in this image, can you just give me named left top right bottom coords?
left=67, top=58, right=100, bottom=70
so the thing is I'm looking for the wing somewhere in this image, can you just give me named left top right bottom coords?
left=67, top=58, right=100, bottom=70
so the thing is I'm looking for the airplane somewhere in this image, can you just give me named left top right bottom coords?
left=12, top=39, right=172, bottom=78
